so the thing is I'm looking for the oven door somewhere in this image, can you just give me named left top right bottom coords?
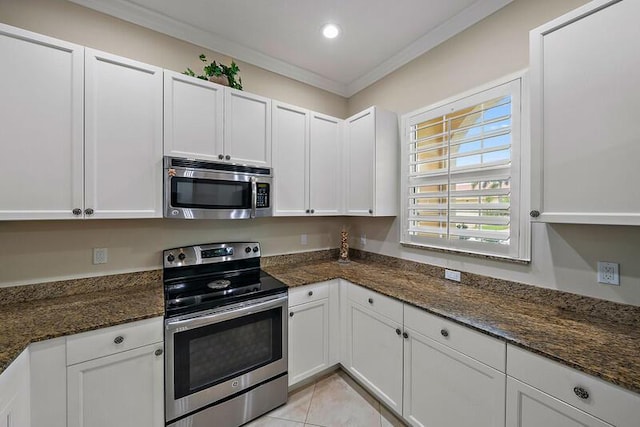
left=165, top=294, right=288, bottom=422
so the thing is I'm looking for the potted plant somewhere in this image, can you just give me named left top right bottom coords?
left=184, top=54, right=243, bottom=90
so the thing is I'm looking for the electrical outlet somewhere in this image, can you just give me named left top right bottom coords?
left=300, top=234, right=308, bottom=245
left=444, top=269, right=461, bottom=282
left=93, top=248, right=108, bottom=265
left=360, top=234, right=367, bottom=246
left=597, top=261, right=619, bottom=285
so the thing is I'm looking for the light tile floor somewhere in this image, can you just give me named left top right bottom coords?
left=247, top=370, right=407, bottom=427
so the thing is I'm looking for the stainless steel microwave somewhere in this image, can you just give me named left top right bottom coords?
left=164, top=157, right=273, bottom=219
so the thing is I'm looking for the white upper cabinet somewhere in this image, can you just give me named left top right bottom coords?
left=272, top=101, right=309, bottom=216
left=309, top=112, right=343, bottom=215
left=164, top=71, right=224, bottom=161
left=344, top=106, right=398, bottom=216
left=272, top=102, right=343, bottom=216
left=0, top=24, right=84, bottom=220
left=224, top=88, right=272, bottom=167
left=530, top=0, right=640, bottom=225
left=85, top=49, right=163, bottom=219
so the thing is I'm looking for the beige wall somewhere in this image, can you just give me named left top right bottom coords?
left=2, top=0, right=639, bottom=307
left=346, top=0, right=640, bottom=306
left=0, top=0, right=348, bottom=118
left=0, top=0, right=349, bottom=286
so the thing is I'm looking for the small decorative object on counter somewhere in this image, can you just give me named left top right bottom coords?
left=183, top=54, right=243, bottom=90
left=338, top=229, right=350, bottom=264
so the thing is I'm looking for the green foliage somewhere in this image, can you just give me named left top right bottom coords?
left=182, top=54, right=243, bottom=90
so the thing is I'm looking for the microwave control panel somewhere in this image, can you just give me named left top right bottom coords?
left=256, top=183, right=270, bottom=208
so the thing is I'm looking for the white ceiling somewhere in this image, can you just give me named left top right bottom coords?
left=69, top=0, right=512, bottom=97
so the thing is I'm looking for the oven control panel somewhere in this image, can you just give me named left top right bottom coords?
left=163, top=242, right=260, bottom=268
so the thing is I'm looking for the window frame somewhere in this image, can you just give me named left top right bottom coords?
left=400, top=72, right=530, bottom=261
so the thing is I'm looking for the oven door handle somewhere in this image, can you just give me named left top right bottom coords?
left=165, top=294, right=287, bottom=332
left=250, top=176, right=257, bottom=219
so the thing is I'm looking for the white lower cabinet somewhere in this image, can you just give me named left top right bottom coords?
left=403, top=327, right=505, bottom=427
left=0, top=349, right=30, bottom=427
left=67, top=343, right=164, bottom=427
left=507, top=377, right=612, bottom=427
left=344, top=284, right=404, bottom=414
left=506, top=345, right=640, bottom=427
left=288, top=281, right=339, bottom=387
left=66, top=317, right=164, bottom=427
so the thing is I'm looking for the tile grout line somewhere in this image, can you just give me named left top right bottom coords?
left=304, top=381, right=318, bottom=425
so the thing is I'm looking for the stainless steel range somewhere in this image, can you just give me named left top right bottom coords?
left=163, top=242, right=288, bottom=427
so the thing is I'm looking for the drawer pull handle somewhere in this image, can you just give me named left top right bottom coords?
left=396, top=328, right=401, bottom=335
left=114, top=336, right=124, bottom=344
left=289, top=312, right=294, bottom=317
left=402, top=331, right=409, bottom=339
left=155, top=348, right=163, bottom=356
left=573, top=386, right=589, bottom=400
left=368, top=298, right=373, bottom=304
left=440, top=329, right=449, bottom=337
left=308, top=291, right=313, bottom=296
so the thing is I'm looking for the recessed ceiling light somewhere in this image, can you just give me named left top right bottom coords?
left=322, top=23, right=340, bottom=39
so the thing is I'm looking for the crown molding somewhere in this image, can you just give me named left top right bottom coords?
left=69, top=0, right=511, bottom=98
left=345, top=0, right=513, bottom=96
left=68, top=0, right=350, bottom=96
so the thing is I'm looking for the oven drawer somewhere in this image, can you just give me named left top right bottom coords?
left=66, top=317, right=163, bottom=366
left=289, top=282, right=330, bottom=306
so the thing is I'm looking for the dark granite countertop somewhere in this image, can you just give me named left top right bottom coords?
left=2, top=251, right=639, bottom=397
left=262, top=257, right=640, bottom=395
left=0, top=271, right=163, bottom=375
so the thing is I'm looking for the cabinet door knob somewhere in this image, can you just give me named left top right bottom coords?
left=573, top=386, right=589, bottom=400
left=530, top=210, right=540, bottom=218
left=289, top=312, right=294, bottom=317
left=440, top=329, right=449, bottom=337
left=84, top=208, right=94, bottom=215
left=305, top=209, right=310, bottom=214
left=369, top=209, right=373, bottom=214
left=218, top=154, right=224, bottom=160
left=308, top=291, right=313, bottom=296
left=72, top=208, right=82, bottom=216
left=225, top=155, right=231, bottom=161
left=368, top=297, right=373, bottom=304
left=114, top=336, right=124, bottom=344
left=310, top=209, right=315, bottom=214
left=395, top=328, right=401, bottom=335
left=403, top=331, right=409, bottom=339
left=155, top=348, right=163, bottom=356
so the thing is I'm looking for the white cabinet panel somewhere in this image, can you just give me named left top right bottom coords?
left=403, top=327, right=505, bottom=427
left=0, top=349, right=30, bottom=427
left=30, top=338, right=66, bottom=427
left=507, top=377, right=612, bottom=427
left=67, top=343, right=164, bottom=427
left=288, top=298, right=329, bottom=386
left=345, top=299, right=403, bottom=413
left=309, top=112, right=343, bottom=216
left=84, top=49, right=163, bottom=219
left=224, top=88, right=271, bottom=167
left=0, top=24, right=84, bottom=220
left=530, top=0, right=640, bottom=225
left=344, top=106, right=398, bottom=217
left=272, top=102, right=309, bottom=216
left=164, top=71, right=224, bottom=160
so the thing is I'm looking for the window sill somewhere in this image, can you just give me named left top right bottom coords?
left=400, top=241, right=531, bottom=265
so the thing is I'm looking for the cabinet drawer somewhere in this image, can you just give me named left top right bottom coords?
left=66, top=317, right=163, bottom=366
left=347, top=283, right=402, bottom=324
left=507, top=344, right=640, bottom=426
left=404, top=304, right=505, bottom=372
left=289, top=282, right=330, bottom=306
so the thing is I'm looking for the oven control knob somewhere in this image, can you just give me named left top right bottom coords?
left=245, top=247, right=251, bottom=254
left=253, top=246, right=259, bottom=253
left=178, top=253, right=186, bottom=261
left=167, top=254, right=175, bottom=263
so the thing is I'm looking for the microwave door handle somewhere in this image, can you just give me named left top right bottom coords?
left=251, top=177, right=257, bottom=218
